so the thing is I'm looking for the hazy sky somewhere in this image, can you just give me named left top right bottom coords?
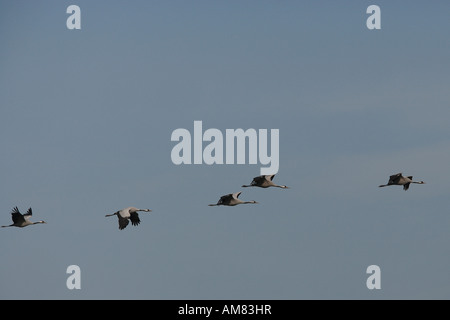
left=1, top=0, right=449, bottom=299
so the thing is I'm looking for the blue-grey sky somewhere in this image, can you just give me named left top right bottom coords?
left=1, top=0, right=449, bottom=299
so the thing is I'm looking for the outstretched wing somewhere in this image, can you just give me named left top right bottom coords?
left=23, top=208, right=33, bottom=221
left=118, top=216, right=129, bottom=230
left=218, top=193, right=233, bottom=205
left=10, top=207, right=25, bottom=224
left=389, top=173, right=402, bottom=184
left=267, top=174, right=275, bottom=181
left=129, top=212, right=141, bottom=227
left=251, top=176, right=266, bottom=186
left=232, top=192, right=242, bottom=199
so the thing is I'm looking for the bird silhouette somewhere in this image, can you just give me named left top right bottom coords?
left=105, top=207, right=152, bottom=230
left=379, top=173, right=425, bottom=191
left=1, top=207, right=46, bottom=228
left=242, top=174, right=288, bottom=189
left=208, top=192, right=258, bottom=206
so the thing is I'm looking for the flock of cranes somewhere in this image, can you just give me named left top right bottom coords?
left=209, top=174, right=288, bottom=207
left=2, top=173, right=425, bottom=230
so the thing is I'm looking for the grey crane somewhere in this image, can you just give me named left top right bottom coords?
left=1, top=207, right=46, bottom=228
left=105, top=207, right=152, bottom=230
left=379, top=173, right=425, bottom=191
left=242, top=174, right=288, bottom=189
left=208, top=192, right=258, bottom=206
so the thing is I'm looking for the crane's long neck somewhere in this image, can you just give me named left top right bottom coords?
left=243, top=201, right=258, bottom=204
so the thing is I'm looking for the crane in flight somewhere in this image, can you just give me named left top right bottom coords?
left=208, top=192, right=258, bottom=207
left=242, top=174, right=288, bottom=189
left=105, top=207, right=152, bottom=230
left=379, top=173, right=425, bottom=191
left=1, top=207, right=46, bottom=228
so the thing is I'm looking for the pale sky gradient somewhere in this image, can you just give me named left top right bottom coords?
left=1, top=0, right=449, bottom=299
